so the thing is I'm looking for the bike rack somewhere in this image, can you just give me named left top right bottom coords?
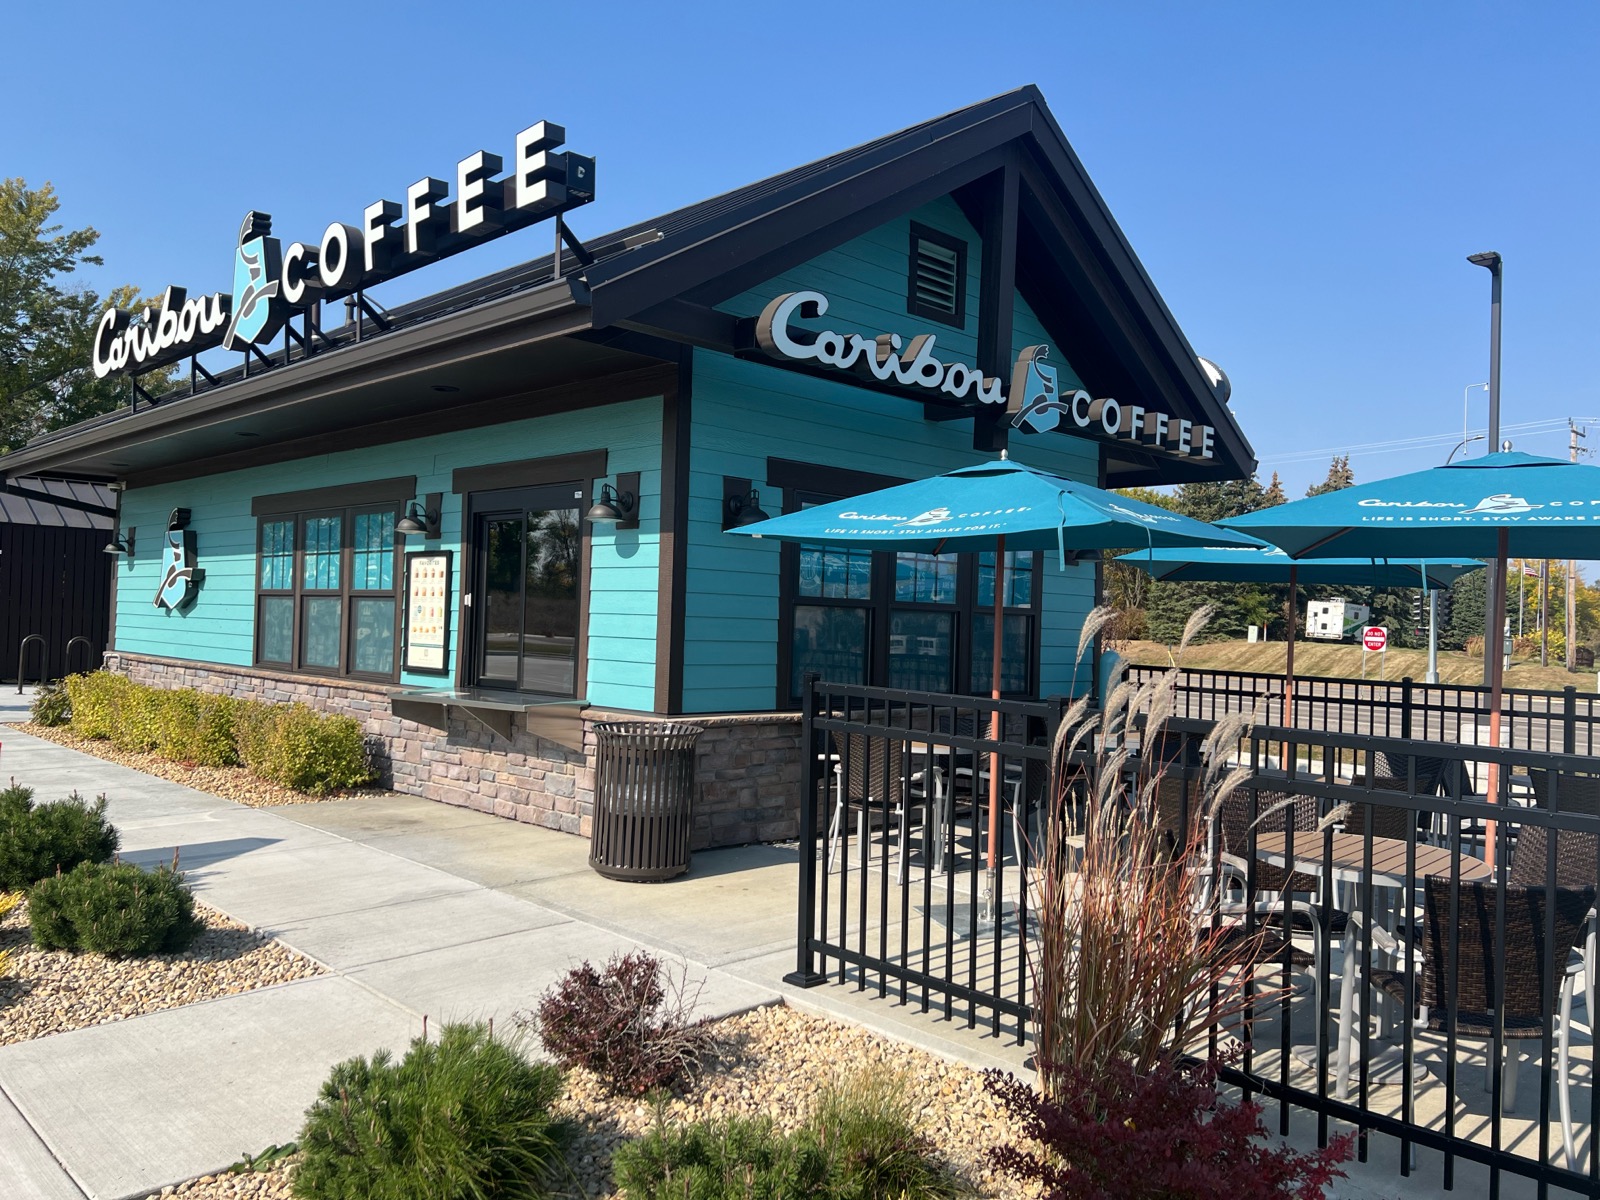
left=16, top=635, right=46, bottom=695
left=64, top=636, right=94, bottom=676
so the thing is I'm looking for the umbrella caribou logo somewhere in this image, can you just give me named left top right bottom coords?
left=1462, top=493, right=1543, bottom=516
left=153, top=509, right=204, bottom=612
left=899, top=507, right=952, bottom=528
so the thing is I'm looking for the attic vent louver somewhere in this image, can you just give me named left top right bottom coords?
left=907, top=223, right=966, bottom=328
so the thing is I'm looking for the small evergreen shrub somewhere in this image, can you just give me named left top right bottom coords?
left=29, top=680, right=71, bottom=727
left=0, top=789, right=119, bottom=891
left=295, top=1022, right=570, bottom=1200
left=984, top=1057, right=1352, bottom=1200
left=29, top=860, right=201, bottom=956
left=527, top=950, right=713, bottom=1097
left=613, top=1071, right=959, bottom=1200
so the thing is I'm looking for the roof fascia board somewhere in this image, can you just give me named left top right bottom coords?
left=0, top=279, right=591, bottom=480
left=585, top=108, right=1034, bottom=326
left=1014, top=126, right=1254, bottom=470
left=1013, top=153, right=1254, bottom=477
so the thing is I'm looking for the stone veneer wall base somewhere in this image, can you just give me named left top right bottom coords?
left=102, top=653, right=804, bottom=850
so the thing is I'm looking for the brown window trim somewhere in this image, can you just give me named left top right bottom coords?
left=251, top=476, right=416, bottom=517
left=452, top=450, right=608, bottom=496
left=769, top=457, right=1041, bottom=706
left=253, top=502, right=404, bottom=683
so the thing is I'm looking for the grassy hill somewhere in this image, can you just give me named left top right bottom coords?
left=1121, top=638, right=1594, bottom=693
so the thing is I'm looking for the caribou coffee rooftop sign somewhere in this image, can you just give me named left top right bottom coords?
left=92, top=122, right=595, bottom=379
left=754, top=290, right=1216, bottom=460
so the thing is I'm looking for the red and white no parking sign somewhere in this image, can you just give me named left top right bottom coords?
left=1362, top=626, right=1388, bottom=652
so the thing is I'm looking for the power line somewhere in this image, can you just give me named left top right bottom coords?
left=1259, top=417, right=1600, bottom=467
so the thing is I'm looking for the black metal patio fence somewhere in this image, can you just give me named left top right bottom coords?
left=1127, top=662, right=1600, bottom=759
left=789, top=677, right=1600, bottom=1196
left=785, top=675, right=1066, bottom=1042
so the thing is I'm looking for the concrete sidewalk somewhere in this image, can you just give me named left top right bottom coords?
left=0, top=728, right=778, bottom=1199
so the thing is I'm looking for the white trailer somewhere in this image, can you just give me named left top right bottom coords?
left=1304, top=598, right=1371, bottom=642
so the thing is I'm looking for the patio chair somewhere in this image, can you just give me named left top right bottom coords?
left=1529, top=768, right=1600, bottom=818
left=1366, top=876, right=1594, bottom=1168
left=1216, top=789, right=1348, bottom=979
left=1511, top=821, right=1599, bottom=1019
left=824, top=731, right=944, bottom=885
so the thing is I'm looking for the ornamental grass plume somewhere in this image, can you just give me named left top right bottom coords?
left=1030, top=604, right=1276, bottom=1101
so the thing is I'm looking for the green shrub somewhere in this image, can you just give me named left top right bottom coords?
left=29, top=680, right=71, bottom=727
left=237, top=702, right=371, bottom=794
left=0, top=789, right=119, bottom=891
left=150, top=690, right=240, bottom=767
left=613, top=1071, right=959, bottom=1200
left=295, top=1022, right=570, bottom=1200
left=109, top=681, right=162, bottom=753
left=29, top=860, right=201, bottom=956
left=64, top=671, right=130, bottom=740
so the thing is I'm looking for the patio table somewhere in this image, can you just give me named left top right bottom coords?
left=1247, top=832, right=1492, bottom=1100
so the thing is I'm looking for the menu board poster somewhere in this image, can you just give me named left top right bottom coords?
left=403, top=551, right=453, bottom=675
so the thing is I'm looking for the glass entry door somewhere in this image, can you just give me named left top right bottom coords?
left=473, top=484, right=583, bottom=696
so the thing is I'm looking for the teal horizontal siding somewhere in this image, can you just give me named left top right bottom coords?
left=682, top=196, right=1100, bottom=714
left=114, top=397, right=663, bottom=711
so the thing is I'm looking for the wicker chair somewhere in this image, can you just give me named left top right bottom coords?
left=1529, top=769, right=1600, bottom=818
left=825, top=732, right=944, bottom=884
left=1367, top=876, right=1594, bottom=1167
left=1510, top=821, right=1599, bottom=1022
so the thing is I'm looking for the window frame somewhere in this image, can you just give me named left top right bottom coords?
left=253, top=500, right=404, bottom=683
left=775, top=478, right=1042, bottom=707
left=906, top=221, right=969, bottom=329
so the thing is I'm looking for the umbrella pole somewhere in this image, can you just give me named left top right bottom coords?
left=984, top=535, right=1006, bottom=927
left=1485, top=529, right=1509, bottom=866
left=1282, top=566, right=1298, bottom=770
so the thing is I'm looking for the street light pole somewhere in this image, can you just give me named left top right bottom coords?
left=1469, top=252, right=1504, bottom=687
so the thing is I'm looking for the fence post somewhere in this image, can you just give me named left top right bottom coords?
left=1400, top=676, right=1414, bottom=742
left=1564, top=685, right=1577, bottom=756
left=784, top=673, right=826, bottom=987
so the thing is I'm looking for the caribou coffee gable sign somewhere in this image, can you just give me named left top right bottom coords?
left=93, top=122, right=595, bottom=379
left=754, top=290, right=1215, bottom=460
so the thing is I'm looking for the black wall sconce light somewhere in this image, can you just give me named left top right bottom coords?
left=397, top=493, right=443, bottom=539
left=104, top=527, right=135, bottom=557
left=586, top=472, right=640, bottom=530
left=722, top=477, right=770, bottom=530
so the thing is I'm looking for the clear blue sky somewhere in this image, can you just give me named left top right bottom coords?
left=6, top=2, right=1596, bottom=496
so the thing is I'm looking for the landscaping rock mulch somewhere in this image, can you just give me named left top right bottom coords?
left=13, top=722, right=395, bottom=808
left=162, top=1004, right=1036, bottom=1200
left=0, top=895, right=325, bottom=1046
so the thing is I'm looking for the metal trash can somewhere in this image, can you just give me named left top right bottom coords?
left=589, top=721, right=704, bottom=881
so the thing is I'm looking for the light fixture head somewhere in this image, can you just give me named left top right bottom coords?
left=104, top=529, right=134, bottom=557
left=727, top=488, right=770, bottom=529
left=396, top=501, right=440, bottom=538
left=1467, top=250, right=1503, bottom=272
left=585, top=483, right=636, bottom=526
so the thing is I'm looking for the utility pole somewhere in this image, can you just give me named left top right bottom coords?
left=1569, top=419, right=1588, bottom=671
left=1468, top=251, right=1504, bottom=685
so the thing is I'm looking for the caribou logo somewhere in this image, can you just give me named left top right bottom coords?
left=1462, top=493, right=1542, bottom=516
left=153, top=509, right=204, bottom=611
left=221, top=212, right=286, bottom=351
left=1009, top=345, right=1066, bottom=433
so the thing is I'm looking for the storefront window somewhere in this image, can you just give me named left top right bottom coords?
left=254, top=501, right=400, bottom=679
left=780, top=483, right=1039, bottom=703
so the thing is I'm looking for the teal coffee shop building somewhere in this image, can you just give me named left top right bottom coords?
left=0, top=87, right=1253, bottom=848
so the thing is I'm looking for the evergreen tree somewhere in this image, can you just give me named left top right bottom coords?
left=1305, top=455, right=1355, bottom=497
left=1261, top=471, right=1287, bottom=507
left=1447, top=570, right=1487, bottom=648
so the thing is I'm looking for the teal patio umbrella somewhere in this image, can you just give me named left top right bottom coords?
left=731, top=454, right=1259, bottom=908
left=1221, top=452, right=1600, bottom=857
left=1115, top=543, right=1485, bottom=726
